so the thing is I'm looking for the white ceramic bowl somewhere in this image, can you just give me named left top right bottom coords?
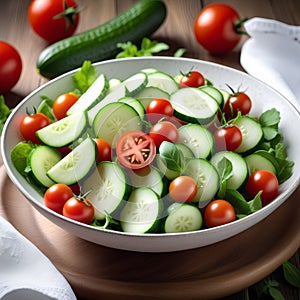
left=2, top=57, right=300, bottom=252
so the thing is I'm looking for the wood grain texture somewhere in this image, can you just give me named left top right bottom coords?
left=0, top=1, right=299, bottom=299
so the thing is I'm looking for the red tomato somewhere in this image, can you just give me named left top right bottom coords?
left=169, top=176, right=198, bottom=203
left=95, top=138, right=112, bottom=162
left=149, top=121, right=179, bottom=148
left=28, top=0, right=80, bottom=43
left=53, top=93, right=79, bottom=120
left=179, top=71, right=205, bottom=88
left=223, top=92, right=252, bottom=119
left=116, top=131, right=156, bottom=170
left=63, top=196, right=94, bottom=224
left=213, top=125, right=242, bottom=151
left=204, top=199, right=236, bottom=228
left=146, top=98, right=174, bottom=124
left=20, top=112, right=51, bottom=144
left=194, top=3, right=243, bottom=54
left=44, top=183, right=73, bottom=214
left=245, top=170, right=279, bottom=206
left=0, top=41, right=22, bottom=93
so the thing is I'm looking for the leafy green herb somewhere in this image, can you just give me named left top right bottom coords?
left=216, top=157, right=233, bottom=198
left=282, top=261, right=300, bottom=288
left=0, top=95, right=11, bottom=136
left=224, top=189, right=251, bottom=216
left=72, top=60, right=98, bottom=94
left=173, top=48, right=186, bottom=57
left=258, top=279, right=285, bottom=300
left=159, top=141, right=184, bottom=173
left=116, top=37, right=170, bottom=58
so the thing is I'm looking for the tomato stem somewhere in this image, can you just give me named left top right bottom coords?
left=234, top=17, right=250, bottom=36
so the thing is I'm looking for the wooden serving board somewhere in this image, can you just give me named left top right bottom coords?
left=0, top=162, right=299, bottom=300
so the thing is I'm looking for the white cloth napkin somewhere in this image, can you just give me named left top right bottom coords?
left=240, top=17, right=300, bottom=109
left=0, top=216, right=77, bottom=300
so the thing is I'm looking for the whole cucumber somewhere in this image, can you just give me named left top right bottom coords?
left=37, top=0, right=167, bottom=79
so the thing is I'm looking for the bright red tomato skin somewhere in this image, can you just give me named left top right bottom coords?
left=245, top=170, right=279, bottom=206
left=204, top=199, right=236, bottom=228
left=28, top=0, right=80, bottom=43
left=63, top=197, right=94, bottom=224
left=20, top=113, right=51, bottom=144
left=44, top=183, right=73, bottom=214
left=95, top=138, right=112, bottom=162
left=214, top=126, right=242, bottom=152
left=149, top=121, right=179, bottom=148
left=223, top=92, right=252, bottom=119
left=53, top=93, right=79, bottom=120
left=169, top=176, right=198, bottom=203
left=116, top=131, right=156, bottom=170
left=179, top=71, right=205, bottom=88
left=146, top=98, right=174, bottom=124
left=0, top=41, right=22, bottom=93
left=194, top=3, right=241, bottom=54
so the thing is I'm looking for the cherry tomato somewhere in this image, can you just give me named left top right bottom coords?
left=44, top=183, right=73, bottom=214
left=149, top=121, right=179, bottom=148
left=169, top=176, right=198, bottom=203
left=194, top=3, right=243, bottom=54
left=28, top=0, right=80, bottom=43
left=146, top=98, right=174, bottom=124
left=204, top=199, right=236, bottom=228
left=20, top=112, right=51, bottom=144
left=223, top=91, right=252, bottom=119
left=53, top=93, right=79, bottom=120
left=95, top=138, right=112, bottom=162
left=213, top=125, right=242, bottom=151
left=179, top=71, right=205, bottom=88
left=245, top=170, right=279, bottom=206
left=63, top=196, right=94, bottom=224
left=116, top=131, right=156, bottom=170
left=0, top=41, right=22, bottom=93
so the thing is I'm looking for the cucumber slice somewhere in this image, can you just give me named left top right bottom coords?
left=234, top=115, right=263, bottom=153
left=210, top=151, right=249, bottom=190
left=136, top=86, right=170, bottom=108
left=127, top=165, right=165, bottom=197
left=36, top=111, right=88, bottom=147
left=92, top=102, right=142, bottom=147
left=47, top=137, right=96, bottom=185
left=118, top=96, right=145, bottom=118
left=245, top=150, right=278, bottom=175
left=120, top=187, right=161, bottom=234
left=82, top=161, right=129, bottom=220
left=146, top=71, right=178, bottom=95
left=175, top=143, right=195, bottom=158
left=27, top=145, right=62, bottom=187
left=177, top=123, right=214, bottom=159
left=199, top=85, right=224, bottom=107
left=67, top=73, right=108, bottom=115
left=108, top=78, right=122, bottom=90
left=184, top=158, right=220, bottom=204
left=122, top=72, right=148, bottom=95
left=37, top=98, right=56, bottom=122
left=164, top=203, right=202, bottom=233
left=170, top=87, right=219, bottom=124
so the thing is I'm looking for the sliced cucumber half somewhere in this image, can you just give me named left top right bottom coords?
left=47, top=137, right=96, bottom=185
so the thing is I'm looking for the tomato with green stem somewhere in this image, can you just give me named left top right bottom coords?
left=194, top=3, right=247, bottom=54
left=169, top=176, right=198, bottom=203
left=0, top=41, right=22, bottom=93
left=214, top=125, right=242, bottom=151
left=146, top=98, right=174, bottom=124
left=116, top=131, right=156, bottom=170
left=204, top=199, right=236, bottom=228
left=28, top=0, right=80, bottom=43
left=53, top=92, right=79, bottom=120
left=63, top=194, right=94, bottom=224
left=179, top=70, right=205, bottom=88
left=20, top=111, right=51, bottom=144
left=44, top=183, right=73, bottom=214
left=245, top=170, right=279, bottom=206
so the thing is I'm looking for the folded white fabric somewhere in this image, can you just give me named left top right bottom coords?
left=0, top=217, right=77, bottom=300
left=240, top=17, right=300, bottom=109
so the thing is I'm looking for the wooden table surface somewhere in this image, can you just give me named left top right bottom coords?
left=1, top=1, right=299, bottom=299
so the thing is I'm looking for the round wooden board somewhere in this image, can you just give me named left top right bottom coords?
left=0, top=164, right=299, bottom=300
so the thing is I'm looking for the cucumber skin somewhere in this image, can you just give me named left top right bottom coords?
left=37, top=0, right=167, bottom=79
